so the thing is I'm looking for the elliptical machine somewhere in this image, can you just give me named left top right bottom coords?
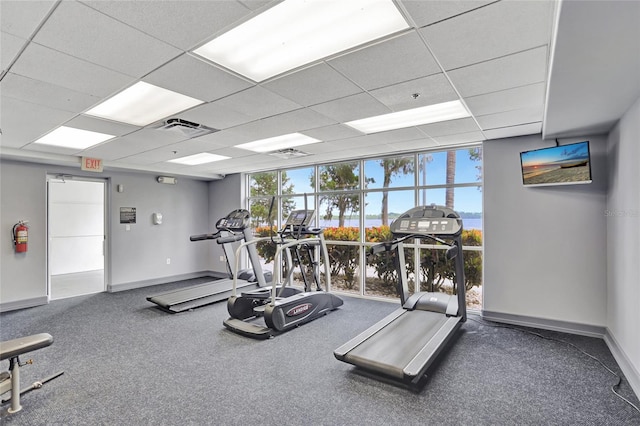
left=224, top=198, right=343, bottom=339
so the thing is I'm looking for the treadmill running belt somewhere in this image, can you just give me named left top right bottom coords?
left=344, top=310, right=449, bottom=379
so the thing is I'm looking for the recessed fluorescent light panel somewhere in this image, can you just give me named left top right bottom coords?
left=235, top=133, right=320, bottom=153
left=345, top=100, right=471, bottom=134
left=33, top=126, right=115, bottom=149
left=168, top=153, right=230, bottom=165
left=193, top=0, right=409, bottom=82
left=85, top=82, right=204, bottom=126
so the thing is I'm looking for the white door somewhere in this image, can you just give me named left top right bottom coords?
left=48, top=176, right=106, bottom=300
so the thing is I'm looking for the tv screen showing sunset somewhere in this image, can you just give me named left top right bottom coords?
left=520, top=141, right=592, bottom=186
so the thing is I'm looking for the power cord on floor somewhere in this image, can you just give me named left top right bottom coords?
left=468, top=316, right=640, bottom=415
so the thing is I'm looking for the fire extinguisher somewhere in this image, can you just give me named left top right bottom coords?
left=12, top=220, right=29, bottom=253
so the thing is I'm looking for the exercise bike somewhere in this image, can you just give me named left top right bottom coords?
left=224, top=198, right=343, bottom=339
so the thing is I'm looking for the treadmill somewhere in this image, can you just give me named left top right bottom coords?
left=146, top=209, right=270, bottom=313
left=334, top=204, right=466, bottom=390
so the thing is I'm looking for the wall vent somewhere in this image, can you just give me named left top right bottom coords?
left=268, top=148, right=311, bottom=159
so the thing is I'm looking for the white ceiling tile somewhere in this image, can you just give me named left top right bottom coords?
left=1, top=97, right=76, bottom=148
left=433, top=131, right=485, bottom=145
left=418, top=117, right=481, bottom=137
left=447, top=46, right=548, bottom=97
left=482, top=122, right=542, bottom=140
left=163, top=138, right=228, bottom=158
left=33, top=1, right=182, bottom=77
left=420, top=0, right=554, bottom=70
left=82, top=128, right=188, bottom=160
left=117, top=151, right=178, bottom=166
left=10, top=42, right=134, bottom=97
left=328, top=31, right=441, bottom=90
left=400, top=0, right=495, bottom=28
left=230, top=109, right=336, bottom=141
left=144, top=54, right=254, bottom=102
left=302, top=141, right=338, bottom=155
left=2, top=72, right=100, bottom=113
left=82, top=0, right=251, bottom=50
left=64, top=115, right=139, bottom=137
left=386, top=137, right=438, bottom=153
left=369, top=73, right=458, bottom=111
left=476, top=105, right=544, bottom=130
left=465, top=82, right=546, bottom=116
left=211, top=86, right=302, bottom=121
left=309, top=93, right=390, bottom=122
left=321, top=144, right=398, bottom=158
left=1, top=31, right=25, bottom=72
left=311, top=128, right=426, bottom=154
left=345, top=127, right=427, bottom=147
left=301, top=124, right=362, bottom=142
left=1, top=0, right=57, bottom=38
left=22, top=141, right=84, bottom=156
left=264, top=62, right=362, bottom=107
left=178, top=102, right=253, bottom=131
left=195, top=129, right=260, bottom=149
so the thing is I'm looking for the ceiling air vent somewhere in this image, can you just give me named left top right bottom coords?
left=268, top=148, right=311, bottom=159
left=156, top=118, right=218, bottom=138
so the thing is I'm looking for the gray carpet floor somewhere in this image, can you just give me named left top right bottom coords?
left=1, top=278, right=639, bottom=425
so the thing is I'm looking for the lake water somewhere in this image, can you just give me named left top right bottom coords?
left=318, top=217, right=482, bottom=230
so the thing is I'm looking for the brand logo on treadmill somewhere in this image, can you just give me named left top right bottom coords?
left=286, top=303, right=312, bottom=317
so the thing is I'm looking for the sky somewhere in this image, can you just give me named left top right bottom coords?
left=521, top=141, right=590, bottom=167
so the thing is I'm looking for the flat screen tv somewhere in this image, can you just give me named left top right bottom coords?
left=520, top=141, right=592, bottom=187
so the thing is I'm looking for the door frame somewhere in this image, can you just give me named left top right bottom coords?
left=46, top=174, right=109, bottom=300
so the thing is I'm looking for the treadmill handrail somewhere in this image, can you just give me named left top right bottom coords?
left=370, top=233, right=452, bottom=254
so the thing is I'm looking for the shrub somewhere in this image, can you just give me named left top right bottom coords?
left=254, top=225, right=482, bottom=294
left=323, top=227, right=359, bottom=289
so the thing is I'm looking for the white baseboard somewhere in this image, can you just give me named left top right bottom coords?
left=107, top=271, right=227, bottom=292
left=0, top=296, right=49, bottom=313
left=480, top=310, right=606, bottom=338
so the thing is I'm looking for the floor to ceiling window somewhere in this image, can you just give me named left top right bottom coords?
left=247, top=146, right=483, bottom=310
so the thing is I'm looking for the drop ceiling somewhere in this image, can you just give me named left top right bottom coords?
left=1, top=0, right=638, bottom=180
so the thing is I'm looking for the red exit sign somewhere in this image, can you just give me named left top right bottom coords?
left=81, top=157, right=103, bottom=172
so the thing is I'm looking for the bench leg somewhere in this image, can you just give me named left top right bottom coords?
left=8, top=358, right=22, bottom=413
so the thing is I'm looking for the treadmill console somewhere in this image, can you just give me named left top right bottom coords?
left=284, top=210, right=315, bottom=228
left=216, top=209, right=251, bottom=231
left=390, top=205, right=462, bottom=237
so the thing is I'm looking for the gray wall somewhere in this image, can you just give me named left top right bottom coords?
left=108, top=170, right=211, bottom=289
left=1, top=162, right=50, bottom=307
left=483, top=133, right=608, bottom=327
left=0, top=160, right=213, bottom=310
left=206, top=173, right=243, bottom=275
left=606, top=95, right=640, bottom=391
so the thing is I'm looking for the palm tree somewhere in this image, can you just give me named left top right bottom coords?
left=445, top=151, right=456, bottom=209
left=380, top=157, right=414, bottom=225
